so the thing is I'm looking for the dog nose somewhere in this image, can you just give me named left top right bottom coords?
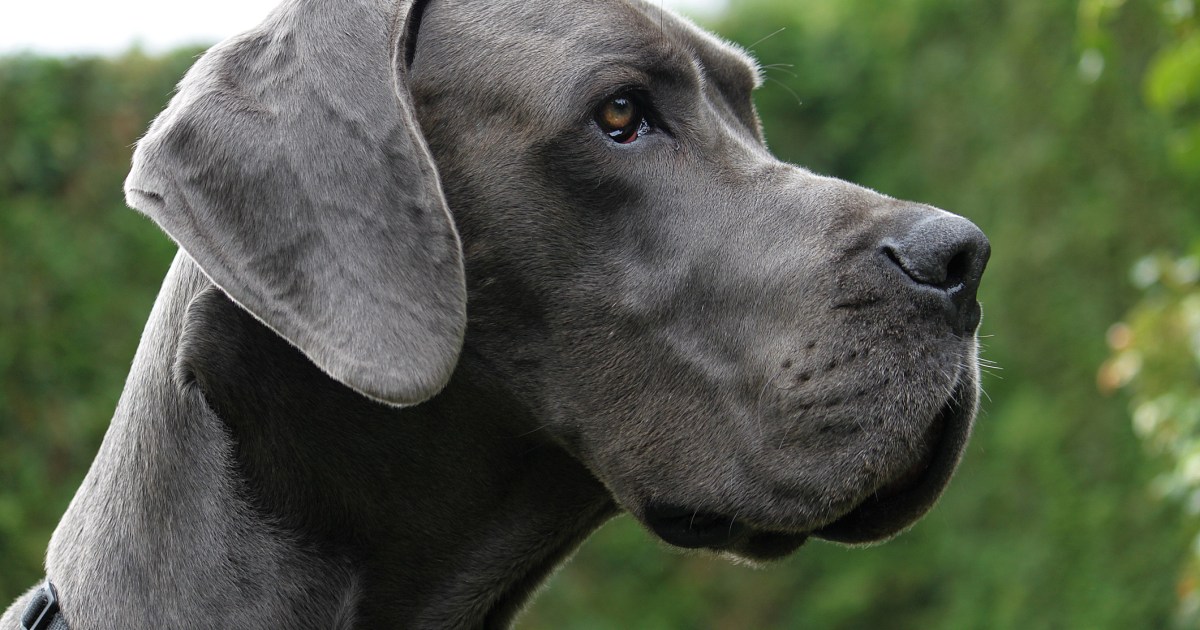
left=882, top=211, right=990, bottom=334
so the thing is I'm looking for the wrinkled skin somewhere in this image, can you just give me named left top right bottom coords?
left=2, top=0, right=988, bottom=628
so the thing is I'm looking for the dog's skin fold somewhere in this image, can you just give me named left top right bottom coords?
left=2, top=0, right=989, bottom=627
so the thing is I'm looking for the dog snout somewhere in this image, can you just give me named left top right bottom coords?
left=881, top=210, right=990, bottom=334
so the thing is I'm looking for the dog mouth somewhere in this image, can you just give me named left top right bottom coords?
left=640, top=379, right=974, bottom=560
left=641, top=504, right=813, bottom=560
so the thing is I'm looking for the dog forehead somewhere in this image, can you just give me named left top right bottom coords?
left=414, top=0, right=761, bottom=110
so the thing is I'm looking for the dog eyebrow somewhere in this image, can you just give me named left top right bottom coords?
left=555, top=48, right=703, bottom=116
left=582, top=55, right=701, bottom=93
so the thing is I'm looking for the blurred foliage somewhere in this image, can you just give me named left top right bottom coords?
left=1102, top=249, right=1200, bottom=626
left=1142, top=0, right=1200, bottom=172
left=1096, top=1, right=1200, bottom=626
left=0, top=0, right=1197, bottom=628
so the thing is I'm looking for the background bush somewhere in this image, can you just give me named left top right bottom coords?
left=2, top=0, right=1198, bottom=627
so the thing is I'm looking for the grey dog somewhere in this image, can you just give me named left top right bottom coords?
left=3, top=0, right=990, bottom=627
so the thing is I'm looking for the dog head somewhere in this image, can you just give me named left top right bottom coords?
left=126, top=0, right=988, bottom=561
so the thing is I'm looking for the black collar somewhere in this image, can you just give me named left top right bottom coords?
left=21, top=580, right=67, bottom=630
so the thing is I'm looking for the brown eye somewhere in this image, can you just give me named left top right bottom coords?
left=596, top=96, right=646, bottom=144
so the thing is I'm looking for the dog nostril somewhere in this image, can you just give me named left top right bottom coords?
left=943, top=249, right=971, bottom=289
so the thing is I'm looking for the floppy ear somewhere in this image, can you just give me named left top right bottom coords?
left=124, top=0, right=464, bottom=406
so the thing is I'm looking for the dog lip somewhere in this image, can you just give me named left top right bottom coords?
left=641, top=503, right=812, bottom=559
left=727, top=528, right=811, bottom=561
left=642, top=503, right=748, bottom=549
left=634, top=374, right=975, bottom=553
left=812, top=377, right=975, bottom=544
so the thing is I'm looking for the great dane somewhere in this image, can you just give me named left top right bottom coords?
left=3, top=0, right=990, bottom=627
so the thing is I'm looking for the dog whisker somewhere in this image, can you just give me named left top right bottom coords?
left=761, top=64, right=799, bottom=79
left=747, top=27, right=787, bottom=51
left=764, top=76, right=804, bottom=108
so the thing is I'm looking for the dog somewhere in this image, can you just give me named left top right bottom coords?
left=3, top=0, right=989, bottom=627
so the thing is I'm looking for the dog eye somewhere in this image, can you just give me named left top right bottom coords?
left=596, top=95, right=650, bottom=144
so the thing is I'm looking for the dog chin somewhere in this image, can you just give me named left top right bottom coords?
left=644, top=374, right=976, bottom=559
left=812, top=376, right=975, bottom=545
left=723, top=530, right=811, bottom=563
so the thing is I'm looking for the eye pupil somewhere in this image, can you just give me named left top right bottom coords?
left=596, top=95, right=645, bottom=143
left=604, top=98, right=635, bottom=129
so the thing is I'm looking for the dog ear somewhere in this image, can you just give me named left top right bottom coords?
left=124, top=0, right=464, bottom=406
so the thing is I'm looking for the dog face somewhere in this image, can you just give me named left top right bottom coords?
left=408, top=0, right=988, bottom=559
left=124, top=0, right=987, bottom=564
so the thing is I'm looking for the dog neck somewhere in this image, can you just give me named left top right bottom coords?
left=45, top=253, right=616, bottom=629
